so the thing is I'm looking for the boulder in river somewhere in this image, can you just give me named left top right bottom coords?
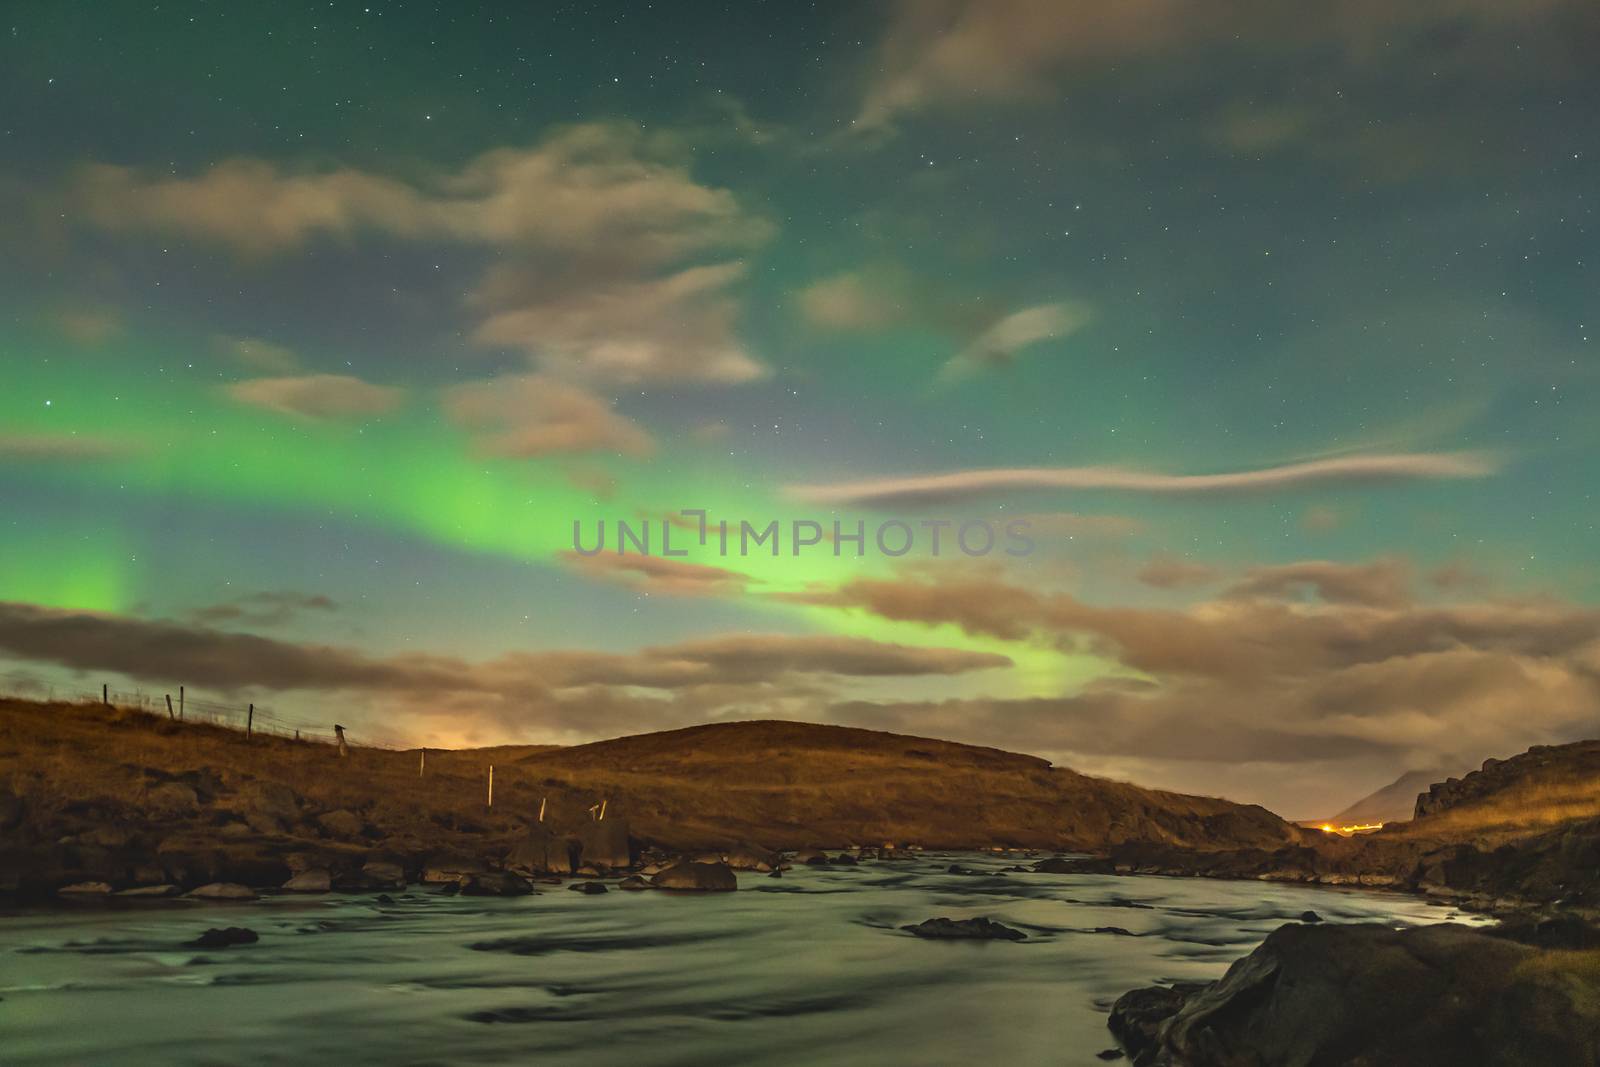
left=569, top=880, right=608, bottom=895
left=116, top=884, right=180, bottom=897
left=57, top=881, right=114, bottom=896
left=282, top=869, right=331, bottom=893
left=190, top=926, right=258, bottom=948
left=1116, top=922, right=1600, bottom=1066
left=186, top=882, right=258, bottom=901
left=651, top=860, right=737, bottom=892
left=458, top=871, right=533, bottom=897
left=901, top=917, right=1026, bottom=941
left=617, top=875, right=651, bottom=890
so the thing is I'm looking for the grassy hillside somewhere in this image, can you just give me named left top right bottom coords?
left=0, top=696, right=1301, bottom=897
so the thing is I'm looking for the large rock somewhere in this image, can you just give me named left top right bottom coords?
left=720, top=844, right=778, bottom=872
left=651, top=860, right=737, bottom=892
left=575, top=818, right=631, bottom=869
left=458, top=871, right=532, bottom=896
left=235, top=782, right=300, bottom=823
left=421, top=852, right=485, bottom=884
left=901, top=917, right=1026, bottom=941
left=505, top=826, right=564, bottom=874
left=186, top=882, right=259, bottom=901
left=190, top=926, right=258, bottom=948
left=1107, top=983, right=1210, bottom=1065
left=282, top=869, right=332, bottom=893
left=358, top=860, right=406, bottom=890
left=315, top=809, right=368, bottom=839
left=1123, top=922, right=1600, bottom=1066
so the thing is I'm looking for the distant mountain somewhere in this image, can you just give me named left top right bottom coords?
left=1323, top=767, right=1468, bottom=827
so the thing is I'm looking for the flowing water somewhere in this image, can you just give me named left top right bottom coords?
left=1, top=853, right=1488, bottom=1066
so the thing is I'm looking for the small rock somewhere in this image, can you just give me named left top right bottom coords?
left=1096, top=1051, right=1125, bottom=1062
left=116, top=884, right=180, bottom=898
left=190, top=926, right=258, bottom=948
left=186, top=882, right=259, bottom=901
left=901, top=917, right=1026, bottom=941
left=58, top=881, right=114, bottom=895
left=569, top=881, right=608, bottom=895
left=375, top=893, right=396, bottom=904
left=458, top=871, right=532, bottom=897
left=617, top=876, right=651, bottom=891
left=1299, top=910, right=1323, bottom=923
left=1093, top=926, right=1134, bottom=936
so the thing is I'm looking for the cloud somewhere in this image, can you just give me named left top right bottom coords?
left=796, top=270, right=910, bottom=331
left=75, top=124, right=775, bottom=385
left=0, top=433, right=140, bottom=463
left=937, top=301, right=1091, bottom=383
left=443, top=374, right=654, bottom=459
left=0, top=602, right=1009, bottom=709
left=226, top=374, right=405, bottom=421
left=1137, top=554, right=1221, bottom=590
left=786, top=451, right=1498, bottom=506
left=189, top=592, right=339, bottom=629
left=472, top=260, right=765, bottom=385
left=855, top=0, right=1577, bottom=130
left=1225, top=558, right=1412, bottom=608
left=217, top=335, right=301, bottom=374
left=560, top=551, right=754, bottom=597
left=50, top=307, right=123, bottom=345
left=784, top=566, right=1600, bottom=812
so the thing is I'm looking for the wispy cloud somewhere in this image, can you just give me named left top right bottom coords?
left=787, top=452, right=1498, bottom=505
left=226, top=374, right=404, bottom=421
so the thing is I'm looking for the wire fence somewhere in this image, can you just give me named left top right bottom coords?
left=0, top=666, right=408, bottom=750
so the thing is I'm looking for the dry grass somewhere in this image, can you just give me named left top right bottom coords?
left=0, top=698, right=1301, bottom=852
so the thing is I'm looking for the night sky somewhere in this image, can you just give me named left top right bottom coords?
left=2, top=0, right=1597, bottom=816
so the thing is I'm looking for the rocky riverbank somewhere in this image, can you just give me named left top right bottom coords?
left=1108, top=918, right=1600, bottom=1066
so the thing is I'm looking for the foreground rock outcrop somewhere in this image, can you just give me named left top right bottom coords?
left=1110, top=922, right=1600, bottom=1066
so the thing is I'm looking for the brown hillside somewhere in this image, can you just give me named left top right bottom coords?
left=0, top=698, right=1301, bottom=898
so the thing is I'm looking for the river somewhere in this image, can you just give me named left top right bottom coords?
left=1, top=852, right=1488, bottom=1065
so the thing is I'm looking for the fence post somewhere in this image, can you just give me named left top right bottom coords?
left=419, top=749, right=426, bottom=777
left=102, top=683, right=108, bottom=706
left=334, top=724, right=348, bottom=758
left=487, top=765, right=494, bottom=808
left=247, top=704, right=254, bottom=739
left=179, top=686, right=184, bottom=720
left=165, top=694, right=175, bottom=720
left=538, top=795, right=546, bottom=822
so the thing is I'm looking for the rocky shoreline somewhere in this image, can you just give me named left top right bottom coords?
left=1107, top=917, right=1600, bottom=1065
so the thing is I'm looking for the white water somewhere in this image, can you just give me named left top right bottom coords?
left=0, top=853, right=1488, bottom=1066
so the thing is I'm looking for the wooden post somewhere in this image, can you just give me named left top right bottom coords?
left=419, top=749, right=426, bottom=777
left=487, top=765, right=494, bottom=808
left=247, top=704, right=254, bottom=739
left=537, top=796, right=546, bottom=823
left=334, top=724, right=348, bottom=758
left=179, top=685, right=184, bottom=720
left=598, top=798, right=607, bottom=821
left=294, top=729, right=299, bottom=741
left=165, top=694, right=175, bottom=720
left=102, top=683, right=108, bottom=706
